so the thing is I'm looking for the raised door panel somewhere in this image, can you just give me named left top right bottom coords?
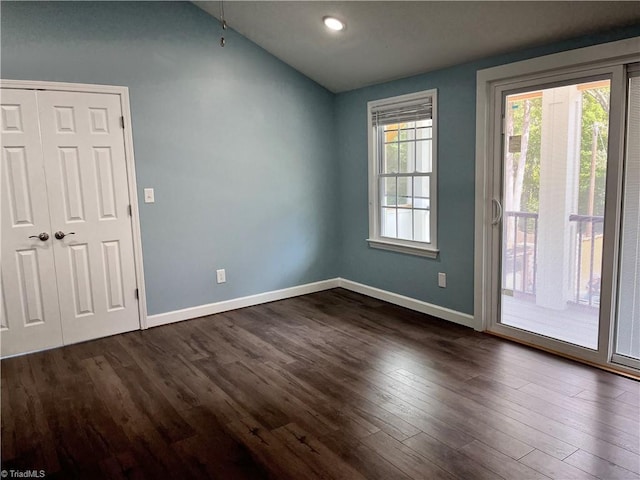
left=37, top=91, right=139, bottom=344
left=0, top=89, right=64, bottom=357
left=58, top=147, right=86, bottom=222
left=5, top=147, right=35, bottom=226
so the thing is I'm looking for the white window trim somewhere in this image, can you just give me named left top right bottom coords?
left=367, top=89, right=439, bottom=259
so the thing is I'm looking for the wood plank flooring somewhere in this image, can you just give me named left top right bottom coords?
left=2, top=288, right=639, bottom=479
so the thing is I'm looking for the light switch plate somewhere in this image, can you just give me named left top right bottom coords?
left=144, top=188, right=155, bottom=203
left=438, top=272, right=447, bottom=288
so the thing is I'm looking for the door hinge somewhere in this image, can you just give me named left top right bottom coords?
left=120, top=116, right=125, bottom=129
left=128, top=204, right=132, bottom=216
left=135, top=288, right=139, bottom=300
left=501, top=115, right=506, bottom=134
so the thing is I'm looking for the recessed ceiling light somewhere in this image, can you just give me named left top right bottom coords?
left=323, top=16, right=345, bottom=32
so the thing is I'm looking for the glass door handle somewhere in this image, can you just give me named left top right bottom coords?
left=491, top=199, right=503, bottom=225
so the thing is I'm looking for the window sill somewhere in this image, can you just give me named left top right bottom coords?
left=367, top=238, right=439, bottom=259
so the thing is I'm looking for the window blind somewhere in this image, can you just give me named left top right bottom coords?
left=371, top=98, right=433, bottom=125
left=616, top=70, right=640, bottom=359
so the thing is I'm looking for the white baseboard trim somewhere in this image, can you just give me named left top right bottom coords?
left=146, top=277, right=476, bottom=331
left=338, top=278, right=478, bottom=330
left=146, top=278, right=340, bottom=328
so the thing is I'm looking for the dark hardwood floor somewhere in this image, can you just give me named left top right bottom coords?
left=2, top=288, right=639, bottom=479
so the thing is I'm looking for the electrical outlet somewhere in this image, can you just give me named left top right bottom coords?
left=216, top=269, right=226, bottom=284
left=438, top=272, right=447, bottom=288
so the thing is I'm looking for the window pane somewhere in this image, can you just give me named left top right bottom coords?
left=500, top=81, right=609, bottom=350
left=381, top=208, right=397, bottom=238
left=384, top=124, right=399, bottom=144
left=397, top=209, right=413, bottom=240
left=416, top=127, right=432, bottom=140
left=416, top=139, right=432, bottom=173
left=399, top=123, right=416, bottom=141
left=381, top=178, right=396, bottom=206
left=414, top=177, right=430, bottom=209
left=399, top=141, right=415, bottom=173
left=397, top=177, right=413, bottom=207
left=370, top=91, right=437, bottom=249
left=414, top=210, right=430, bottom=243
left=384, top=143, right=398, bottom=173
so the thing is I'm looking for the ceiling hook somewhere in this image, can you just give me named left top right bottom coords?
left=219, top=0, right=227, bottom=47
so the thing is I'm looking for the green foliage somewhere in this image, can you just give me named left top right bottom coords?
left=514, top=98, right=542, bottom=213
left=382, top=122, right=432, bottom=205
left=509, top=85, right=609, bottom=216
left=579, top=88, right=609, bottom=215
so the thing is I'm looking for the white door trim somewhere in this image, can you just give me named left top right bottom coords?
left=474, top=37, right=640, bottom=375
left=1, top=79, right=148, bottom=329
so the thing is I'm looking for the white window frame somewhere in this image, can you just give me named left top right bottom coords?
left=367, top=89, right=439, bottom=258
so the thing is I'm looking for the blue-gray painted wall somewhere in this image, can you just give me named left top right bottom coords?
left=1, top=1, right=339, bottom=315
left=2, top=1, right=638, bottom=318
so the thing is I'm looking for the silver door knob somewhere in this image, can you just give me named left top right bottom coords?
left=29, top=232, right=50, bottom=241
left=54, top=231, right=75, bottom=240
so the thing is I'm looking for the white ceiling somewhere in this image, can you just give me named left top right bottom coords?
left=194, top=1, right=640, bottom=93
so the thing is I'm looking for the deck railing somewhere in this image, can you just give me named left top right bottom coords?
left=569, top=214, right=604, bottom=307
left=502, top=212, right=604, bottom=306
left=502, top=211, right=538, bottom=295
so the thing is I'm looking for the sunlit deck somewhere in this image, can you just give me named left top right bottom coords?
left=502, top=295, right=599, bottom=350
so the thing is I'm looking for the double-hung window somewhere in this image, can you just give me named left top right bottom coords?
left=367, top=89, right=438, bottom=258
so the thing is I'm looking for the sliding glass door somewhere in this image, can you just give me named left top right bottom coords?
left=479, top=40, right=640, bottom=374
left=487, top=63, right=639, bottom=373
left=499, top=78, right=611, bottom=351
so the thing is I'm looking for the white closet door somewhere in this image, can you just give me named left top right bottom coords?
left=1, top=89, right=64, bottom=357
left=37, top=91, right=139, bottom=345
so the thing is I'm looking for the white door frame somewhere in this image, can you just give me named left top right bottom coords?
left=1, top=79, right=148, bottom=330
left=474, top=37, right=640, bottom=375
